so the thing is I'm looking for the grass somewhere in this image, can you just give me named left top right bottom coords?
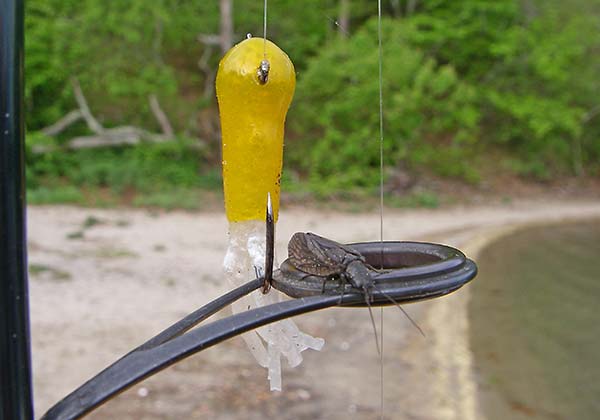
left=132, top=188, right=203, bottom=210
left=66, top=231, right=85, bottom=240
left=26, top=139, right=222, bottom=210
left=26, top=185, right=220, bottom=211
left=28, top=186, right=84, bottom=205
left=25, top=142, right=443, bottom=211
left=27, top=184, right=444, bottom=211
left=29, top=263, right=72, bottom=282
left=82, top=215, right=104, bottom=228
left=93, top=246, right=138, bottom=259
left=387, top=190, right=440, bottom=209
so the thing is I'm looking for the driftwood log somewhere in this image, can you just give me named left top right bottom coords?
left=34, top=78, right=175, bottom=153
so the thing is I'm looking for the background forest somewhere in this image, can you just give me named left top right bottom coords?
left=25, top=0, right=600, bottom=208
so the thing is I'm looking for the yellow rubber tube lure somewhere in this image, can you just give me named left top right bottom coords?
left=216, top=38, right=296, bottom=222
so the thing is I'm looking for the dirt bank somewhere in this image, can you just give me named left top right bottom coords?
left=29, top=200, right=600, bottom=419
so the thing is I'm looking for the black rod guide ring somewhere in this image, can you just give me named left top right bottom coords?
left=272, top=241, right=472, bottom=301
left=42, top=241, right=476, bottom=420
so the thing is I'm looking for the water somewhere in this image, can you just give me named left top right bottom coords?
left=470, top=220, right=600, bottom=420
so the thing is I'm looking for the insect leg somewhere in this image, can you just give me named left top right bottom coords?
left=363, top=287, right=381, bottom=356
left=336, top=274, right=349, bottom=305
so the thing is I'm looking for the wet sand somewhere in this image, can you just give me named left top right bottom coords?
left=28, top=200, right=600, bottom=419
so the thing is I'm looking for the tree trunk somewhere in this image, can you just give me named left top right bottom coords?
left=390, top=0, right=401, bottom=17
left=406, top=0, right=418, bottom=16
left=338, top=0, right=350, bottom=38
left=220, top=0, right=234, bottom=53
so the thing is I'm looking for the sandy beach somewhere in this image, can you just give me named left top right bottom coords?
left=28, top=200, right=600, bottom=419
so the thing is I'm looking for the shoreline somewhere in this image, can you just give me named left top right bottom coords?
left=28, top=200, right=600, bottom=418
left=466, top=219, right=600, bottom=420
left=422, top=205, right=600, bottom=420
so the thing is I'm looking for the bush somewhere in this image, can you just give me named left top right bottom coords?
left=26, top=138, right=211, bottom=197
left=480, top=10, right=599, bottom=175
left=288, top=18, right=481, bottom=193
left=23, top=0, right=600, bottom=207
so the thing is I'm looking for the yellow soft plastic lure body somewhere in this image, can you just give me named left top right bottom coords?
left=216, top=38, right=295, bottom=222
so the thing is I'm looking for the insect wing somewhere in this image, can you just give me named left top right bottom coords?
left=287, top=232, right=365, bottom=276
left=287, top=232, right=343, bottom=276
left=305, top=233, right=364, bottom=263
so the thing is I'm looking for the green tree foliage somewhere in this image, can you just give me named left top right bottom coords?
left=24, top=0, right=600, bottom=205
left=483, top=8, right=600, bottom=176
left=25, top=0, right=337, bottom=133
left=407, top=0, right=521, bottom=79
left=289, top=0, right=600, bottom=187
left=26, top=0, right=179, bottom=129
left=289, top=19, right=480, bottom=191
left=26, top=139, right=218, bottom=207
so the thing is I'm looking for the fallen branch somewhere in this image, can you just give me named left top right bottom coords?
left=72, top=78, right=104, bottom=134
left=197, top=33, right=221, bottom=46
left=67, top=126, right=167, bottom=149
left=41, top=110, right=82, bottom=137
left=582, top=104, right=600, bottom=124
left=34, top=79, right=178, bottom=153
left=149, top=94, right=174, bottom=138
left=197, top=44, right=216, bottom=98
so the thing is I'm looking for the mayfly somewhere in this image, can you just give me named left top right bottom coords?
left=280, top=232, right=425, bottom=351
left=286, top=232, right=373, bottom=294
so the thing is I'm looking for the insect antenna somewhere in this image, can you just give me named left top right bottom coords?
left=373, top=285, right=425, bottom=338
